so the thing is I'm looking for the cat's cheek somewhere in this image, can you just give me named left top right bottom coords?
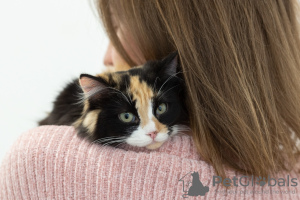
left=154, top=132, right=169, bottom=143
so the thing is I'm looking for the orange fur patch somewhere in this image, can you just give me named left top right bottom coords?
left=82, top=109, right=101, bottom=134
left=111, top=73, right=122, bottom=86
left=130, top=76, right=153, bottom=127
left=72, top=101, right=90, bottom=128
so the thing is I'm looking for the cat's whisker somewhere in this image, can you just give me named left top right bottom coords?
left=92, top=136, right=121, bottom=141
left=73, top=92, right=86, bottom=105
left=106, top=87, right=132, bottom=105
left=169, top=124, right=192, bottom=136
left=92, top=136, right=127, bottom=144
left=157, top=84, right=181, bottom=100
left=94, top=136, right=127, bottom=143
left=71, top=84, right=85, bottom=105
left=75, top=85, right=132, bottom=106
left=102, top=139, right=125, bottom=147
left=97, top=137, right=126, bottom=141
left=157, top=72, right=183, bottom=95
left=125, top=80, right=133, bottom=104
left=171, top=124, right=191, bottom=131
left=113, top=141, right=126, bottom=148
left=153, top=77, right=160, bottom=91
left=74, top=89, right=110, bottom=105
left=85, top=86, right=106, bottom=99
left=95, top=139, right=126, bottom=144
left=87, top=91, right=119, bottom=100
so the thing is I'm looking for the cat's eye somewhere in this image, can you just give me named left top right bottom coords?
left=156, top=103, right=167, bottom=116
left=119, top=112, right=136, bottom=123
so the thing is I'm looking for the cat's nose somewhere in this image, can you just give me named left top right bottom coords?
left=147, top=131, right=158, bottom=140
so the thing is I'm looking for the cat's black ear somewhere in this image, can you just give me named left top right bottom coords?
left=159, top=51, right=179, bottom=77
left=79, top=74, right=108, bottom=97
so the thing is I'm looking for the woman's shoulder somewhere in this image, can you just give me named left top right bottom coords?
left=0, top=126, right=212, bottom=199
left=6, top=125, right=204, bottom=161
left=1, top=126, right=300, bottom=199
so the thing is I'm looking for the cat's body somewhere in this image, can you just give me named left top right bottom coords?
left=39, top=53, right=189, bottom=149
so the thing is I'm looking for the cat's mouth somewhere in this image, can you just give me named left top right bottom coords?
left=145, top=141, right=164, bottom=150
left=145, top=131, right=173, bottom=149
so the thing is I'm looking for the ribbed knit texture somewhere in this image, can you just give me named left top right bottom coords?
left=1, top=126, right=299, bottom=199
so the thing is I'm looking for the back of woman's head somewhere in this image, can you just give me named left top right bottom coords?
left=97, top=0, right=300, bottom=178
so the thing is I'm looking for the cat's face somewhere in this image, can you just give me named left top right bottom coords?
left=74, top=52, right=189, bottom=149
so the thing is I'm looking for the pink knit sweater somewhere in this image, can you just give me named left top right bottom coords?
left=1, top=126, right=299, bottom=199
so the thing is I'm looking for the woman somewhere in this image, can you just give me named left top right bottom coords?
left=99, top=0, right=300, bottom=177
left=1, top=0, right=300, bottom=199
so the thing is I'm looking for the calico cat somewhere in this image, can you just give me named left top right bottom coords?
left=39, top=52, right=189, bottom=150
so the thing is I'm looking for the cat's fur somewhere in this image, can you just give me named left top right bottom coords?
left=39, top=52, right=189, bottom=149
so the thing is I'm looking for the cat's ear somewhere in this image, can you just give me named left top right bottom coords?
left=79, top=74, right=108, bottom=97
left=160, top=51, right=179, bottom=77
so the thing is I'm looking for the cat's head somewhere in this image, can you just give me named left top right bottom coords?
left=74, top=52, right=190, bottom=149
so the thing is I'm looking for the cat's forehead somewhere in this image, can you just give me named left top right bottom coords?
left=117, top=70, right=155, bottom=96
left=102, top=67, right=156, bottom=89
left=97, top=71, right=131, bottom=89
left=100, top=71, right=126, bottom=83
left=128, top=75, right=154, bottom=101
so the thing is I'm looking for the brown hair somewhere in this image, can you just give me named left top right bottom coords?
left=97, top=0, right=300, bottom=178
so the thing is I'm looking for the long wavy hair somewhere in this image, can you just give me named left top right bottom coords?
left=97, top=0, right=300, bottom=178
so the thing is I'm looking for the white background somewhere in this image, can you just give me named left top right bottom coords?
left=0, top=0, right=109, bottom=162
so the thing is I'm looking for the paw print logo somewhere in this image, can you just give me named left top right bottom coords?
left=256, top=176, right=266, bottom=186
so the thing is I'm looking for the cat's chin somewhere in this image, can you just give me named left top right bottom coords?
left=145, top=141, right=164, bottom=150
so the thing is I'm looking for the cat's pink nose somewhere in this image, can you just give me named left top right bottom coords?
left=147, top=131, right=158, bottom=140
